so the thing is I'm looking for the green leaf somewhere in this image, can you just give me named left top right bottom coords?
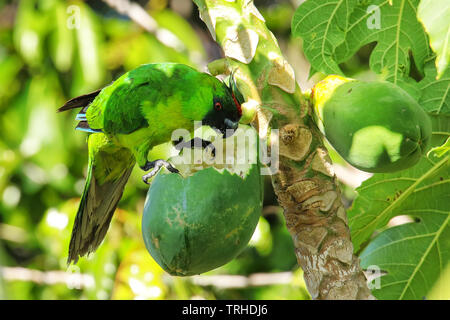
left=292, top=0, right=433, bottom=86
left=291, top=0, right=352, bottom=76
left=337, top=0, right=432, bottom=84
left=419, top=62, right=450, bottom=115
left=360, top=201, right=450, bottom=299
left=349, top=154, right=449, bottom=252
left=417, top=0, right=450, bottom=78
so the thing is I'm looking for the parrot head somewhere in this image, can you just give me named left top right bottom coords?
left=202, top=72, right=244, bottom=138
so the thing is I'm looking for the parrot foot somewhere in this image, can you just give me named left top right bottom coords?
left=174, top=137, right=216, bottom=158
left=141, top=159, right=179, bottom=184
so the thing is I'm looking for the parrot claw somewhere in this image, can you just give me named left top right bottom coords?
left=141, top=159, right=179, bottom=184
left=174, top=137, right=216, bottom=158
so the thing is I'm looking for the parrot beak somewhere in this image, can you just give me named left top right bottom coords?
left=224, top=118, right=239, bottom=130
left=223, top=118, right=239, bottom=138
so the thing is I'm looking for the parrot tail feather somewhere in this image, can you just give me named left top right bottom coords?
left=59, top=90, right=104, bottom=134
left=75, top=121, right=102, bottom=133
left=58, top=89, right=102, bottom=112
left=75, top=113, right=87, bottom=121
left=67, top=151, right=135, bottom=264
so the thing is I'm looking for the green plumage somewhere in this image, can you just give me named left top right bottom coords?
left=59, top=63, right=242, bottom=264
left=87, top=64, right=233, bottom=165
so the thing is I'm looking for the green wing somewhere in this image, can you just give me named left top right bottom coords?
left=86, top=63, right=205, bottom=135
left=68, top=133, right=135, bottom=264
left=86, top=73, right=154, bottom=134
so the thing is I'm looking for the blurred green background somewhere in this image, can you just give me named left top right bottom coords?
left=0, top=0, right=374, bottom=300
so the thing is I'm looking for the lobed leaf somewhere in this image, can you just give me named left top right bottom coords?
left=360, top=204, right=450, bottom=299
left=348, top=154, right=449, bottom=251
left=417, top=0, right=450, bottom=79
left=291, top=0, right=354, bottom=76
left=292, top=0, right=434, bottom=89
left=419, top=62, right=450, bottom=115
left=348, top=125, right=450, bottom=299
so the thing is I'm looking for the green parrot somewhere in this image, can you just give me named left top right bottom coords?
left=59, top=63, right=243, bottom=264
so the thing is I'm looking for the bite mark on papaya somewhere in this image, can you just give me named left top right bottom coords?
left=142, top=127, right=262, bottom=276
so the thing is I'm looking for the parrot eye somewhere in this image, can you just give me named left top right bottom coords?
left=214, top=102, right=222, bottom=111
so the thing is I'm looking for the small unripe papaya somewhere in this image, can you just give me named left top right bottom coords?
left=312, top=76, right=432, bottom=173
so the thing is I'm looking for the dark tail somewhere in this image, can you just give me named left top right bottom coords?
left=67, top=134, right=136, bottom=264
left=58, top=89, right=101, bottom=113
left=58, top=89, right=103, bottom=133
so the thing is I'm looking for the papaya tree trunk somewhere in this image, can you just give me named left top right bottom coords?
left=193, top=0, right=374, bottom=300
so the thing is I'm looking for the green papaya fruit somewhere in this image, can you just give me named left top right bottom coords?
left=312, top=76, right=432, bottom=173
left=142, top=126, right=263, bottom=276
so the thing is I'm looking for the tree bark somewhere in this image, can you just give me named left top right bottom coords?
left=194, top=0, right=374, bottom=300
